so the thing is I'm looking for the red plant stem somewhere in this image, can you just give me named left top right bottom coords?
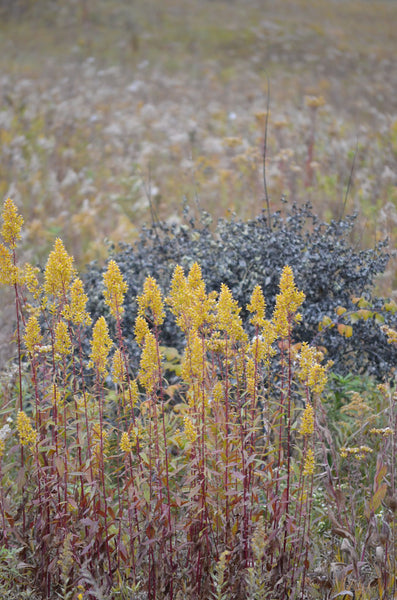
left=68, top=325, right=87, bottom=504
left=199, top=334, right=210, bottom=545
left=0, top=465, right=7, bottom=546
left=13, top=275, right=25, bottom=532
left=289, top=386, right=311, bottom=578
left=283, top=326, right=293, bottom=554
left=224, top=336, right=230, bottom=547
left=61, top=355, right=69, bottom=515
left=275, top=341, right=285, bottom=499
left=96, top=371, right=112, bottom=575
left=300, top=473, right=315, bottom=600
left=154, top=324, right=174, bottom=599
left=246, top=328, right=261, bottom=559
left=75, top=329, right=93, bottom=485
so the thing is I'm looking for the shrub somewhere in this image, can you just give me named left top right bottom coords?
left=84, top=202, right=395, bottom=380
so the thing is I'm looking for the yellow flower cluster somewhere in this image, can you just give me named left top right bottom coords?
left=0, top=424, right=10, bottom=460
left=272, top=266, right=305, bottom=338
left=339, top=445, right=373, bottom=460
left=16, top=411, right=38, bottom=450
left=303, top=447, right=315, bottom=476
left=23, top=263, right=40, bottom=297
left=169, top=263, right=217, bottom=335
left=216, top=283, right=247, bottom=342
left=247, top=285, right=277, bottom=364
left=181, top=331, right=205, bottom=385
left=213, top=381, right=224, bottom=404
left=89, top=317, right=113, bottom=378
left=298, top=343, right=328, bottom=394
left=54, top=320, right=71, bottom=357
left=103, top=260, right=128, bottom=318
left=370, top=427, right=393, bottom=437
left=24, top=315, right=43, bottom=354
left=138, top=332, right=161, bottom=393
left=0, top=200, right=23, bottom=286
left=62, top=278, right=92, bottom=326
left=120, top=431, right=132, bottom=453
left=1, top=198, right=24, bottom=249
left=299, top=402, right=315, bottom=437
left=0, top=243, right=17, bottom=285
left=135, top=315, right=150, bottom=346
left=44, top=238, right=76, bottom=300
left=128, top=379, right=139, bottom=408
left=183, top=415, right=198, bottom=443
left=247, top=285, right=266, bottom=328
left=137, top=276, right=165, bottom=327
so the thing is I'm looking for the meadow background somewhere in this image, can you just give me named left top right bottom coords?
left=0, top=1, right=397, bottom=599
left=0, top=0, right=396, bottom=273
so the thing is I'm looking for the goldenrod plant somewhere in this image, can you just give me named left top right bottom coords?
left=0, top=199, right=396, bottom=599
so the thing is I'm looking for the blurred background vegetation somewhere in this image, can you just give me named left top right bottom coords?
left=0, top=0, right=395, bottom=283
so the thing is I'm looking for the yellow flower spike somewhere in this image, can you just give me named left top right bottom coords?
left=0, top=243, right=18, bottom=285
left=168, top=265, right=188, bottom=317
left=299, top=402, right=315, bottom=437
left=54, top=320, right=71, bottom=357
left=44, top=238, right=76, bottom=300
left=181, top=330, right=205, bottom=385
left=298, top=342, right=328, bottom=394
left=217, top=283, right=247, bottom=342
left=120, top=431, right=132, bottom=453
left=24, top=315, right=43, bottom=354
left=23, top=263, right=41, bottom=297
left=88, top=316, right=113, bottom=378
left=213, top=381, right=224, bottom=404
left=1, top=198, right=23, bottom=249
left=168, top=263, right=216, bottom=334
left=187, top=263, right=216, bottom=331
left=128, top=379, right=139, bottom=408
left=303, top=447, right=315, bottom=476
left=308, top=363, right=328, bottom=395
left=247, top=285, right=266, bottom=327
left=135, top=314, right=150, bottom=346
left=137, top=276, right=165, bottom=327
left=103, top=259, right=128, bottom=318
left=272, top=266, right=305, bottom=338
left=112, top=348, right=125, bottom=385
left=62, top=278, right=92, bottom=326
left=138, top=332, right=161, bottom=393
left=183, top=415, right=198, bottom=444
left=16, top=410, right=38, bottom=450
left=187, top=262, right=204, bottom=294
